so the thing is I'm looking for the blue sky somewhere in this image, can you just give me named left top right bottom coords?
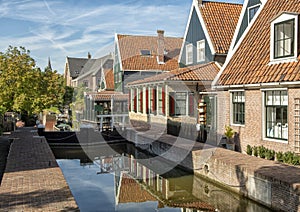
left=0, top=0, right=244, bottom=74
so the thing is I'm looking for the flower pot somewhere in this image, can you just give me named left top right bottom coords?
left=226, top=143, right=235, bottom=151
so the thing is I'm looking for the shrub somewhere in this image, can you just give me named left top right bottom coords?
left=258, top=145, right=266, bottom=158
left=253, top=146, right=258, bottom=157
left=246, top=145, right=253, bottom=155
left=265, top=149, right=275, bottom=160
left=283, top=151, right=294, bottom=164
left=276, top=151, right=284, bottom=162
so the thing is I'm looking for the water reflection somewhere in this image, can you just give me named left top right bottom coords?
left=52, top=143, right=271, bottom=212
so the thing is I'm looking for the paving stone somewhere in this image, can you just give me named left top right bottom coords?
left=0, top=127, right=79, bottom=211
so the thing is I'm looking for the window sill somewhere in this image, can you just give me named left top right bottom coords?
left=268, top=57, right=298, bottom=66
left=231, top=123, right=245, bottom=127
left=263, top=137, right=288, bottom=144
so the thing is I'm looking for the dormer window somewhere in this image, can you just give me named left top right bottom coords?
left=270, top=13, right=298, bottom=63
left=274, top=19, right=294, bottom=59
left=141, top=50, right=151, bottom=56
left=248, top=4, right=260, bottom=23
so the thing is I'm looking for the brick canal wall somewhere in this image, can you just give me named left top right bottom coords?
left=126, top=128, right=300, bottom=211
left=194, top=148, right=300, bottom=212
left=0, top=128, right=78, bottom=211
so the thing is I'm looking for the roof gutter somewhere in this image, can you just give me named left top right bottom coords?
left=213, top=81, right=300, bottom=90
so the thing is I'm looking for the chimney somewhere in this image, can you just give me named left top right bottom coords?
left=194, top=0, right=202, bottom=6
left=157, top=30, right=165, bottom=64
left=88, top=52, right=91, bottom=59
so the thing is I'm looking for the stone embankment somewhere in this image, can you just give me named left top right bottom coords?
left=0, top=127, right=78, bottom=211
left=126, top=128, right=300, bottom=212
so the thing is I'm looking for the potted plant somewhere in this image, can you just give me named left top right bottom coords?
left=224, top=125, right=235, bottom=150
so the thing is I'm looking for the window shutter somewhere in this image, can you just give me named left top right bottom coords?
left=162, top=87, right=165, bottom=115
left=146, top=88, right=149, bottom=114
left=134, top=89, right=137, bottom=112
left=129, top=90, right=131, bottom=111
left=140, top=90, right=143, bottom=112
left=169, top=93, right=175, bottom=116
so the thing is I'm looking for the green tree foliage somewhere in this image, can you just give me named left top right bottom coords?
left=0, top=46, right=65, bottom=115
left=63, top=86, right=74, bottom=107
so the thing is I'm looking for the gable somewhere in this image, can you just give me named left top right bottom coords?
left=179, top=1, right=242, bottom=67
left=233, top=0, right=262, bottom=48
left=216, top=0, right=300, bottom=86
left=179, top=8, right=214, bottom=66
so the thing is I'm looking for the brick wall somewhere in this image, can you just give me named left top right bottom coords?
left=218, top=89, right=298, bottom=154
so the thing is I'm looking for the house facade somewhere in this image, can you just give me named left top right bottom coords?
left=127, top=63, right=220, bottom=141
left=127, top=0, right=242, bottom=142
left=213, top=0, right=300, bottom=153
left=64, top=54, right=90, bottom=87
left=72, top=54, right=113, bottom=92
left=113, top=30, right=182, bottom=93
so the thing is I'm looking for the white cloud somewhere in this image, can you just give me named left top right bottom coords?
left=0, top=0, right=192, bottom=72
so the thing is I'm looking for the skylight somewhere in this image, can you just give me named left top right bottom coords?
left=140, top=50, right=151, bottom=56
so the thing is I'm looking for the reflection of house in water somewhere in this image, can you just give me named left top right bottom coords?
left=114, top=154, right=215, bottom=211
left=94, top=154, right=129, bottom=175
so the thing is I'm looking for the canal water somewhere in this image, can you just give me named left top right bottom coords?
left=51, top=142, right=272, bottom=212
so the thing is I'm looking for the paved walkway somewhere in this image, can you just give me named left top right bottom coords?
left=0, top=127, right=78, bottom=211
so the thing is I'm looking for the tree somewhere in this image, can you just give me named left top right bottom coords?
left=0, top=46, right=41, bottom=114
left=0, top=46, right=66, bottom=116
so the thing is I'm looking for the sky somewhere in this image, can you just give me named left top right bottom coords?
left=0, top=0, right=244, bottom=74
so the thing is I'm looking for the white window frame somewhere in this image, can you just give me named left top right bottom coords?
left=197, top=40, right=205, bottom=62
left=261, top=88, right=288, bottom=143
left=186, top=43, right=193, bottom=65
left=270, top=13, right=298, bottom=64
left=248, top=4, right=260, bottom=24
left=230, top=90, right=245, bottom=126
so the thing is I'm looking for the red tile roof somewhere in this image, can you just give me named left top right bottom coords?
left=118, top=173, right=156, bottom=203
left=104, top=69, right=114, bottom=90
left=199, top=1, right=242, bottom=54
left=127, top=62, right=220, bottom=86
left=117, top=34, right=182, bottom=71
left=217, top=0, right=300, bottom=86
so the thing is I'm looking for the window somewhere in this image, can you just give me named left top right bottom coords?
left=270, top=13, right=298, bottom=62
left=265, top=90, right=288, bottom=140
left=169, top=92, right=194, bottom=116
left=140, top=50, right=151, bottom=56
left=248, top=4, right=260, bottom=23
left=197, top=40, right=205, bottom=62
left=186, top=44, right=193, bottom=64
left=150, top=88, right=156, bottom=114
left=232, top=91, right=245, bottom=125
left=274, top=19, right=294, bottom=59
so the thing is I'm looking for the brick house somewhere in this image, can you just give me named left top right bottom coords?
left=213, top=0, right=300, bottom=153
left=113, top=30, right=182, bottom=93
left=127, top=0, right=242, bottom=141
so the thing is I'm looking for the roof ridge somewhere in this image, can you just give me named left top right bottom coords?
left=117, top=34, right=182, bottom=39
left=201, top=1, right=243, bottom=6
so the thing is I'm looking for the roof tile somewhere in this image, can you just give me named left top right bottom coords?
left=199, top=1, right=242, bottom=54
left=117, top=34, right=182, bottom=71
left=128, top=62, right=220, bottom=86
left=218, top=0, right=300, bottom=85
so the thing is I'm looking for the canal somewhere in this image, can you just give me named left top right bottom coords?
left=51, top=142, right=272, bottom=212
